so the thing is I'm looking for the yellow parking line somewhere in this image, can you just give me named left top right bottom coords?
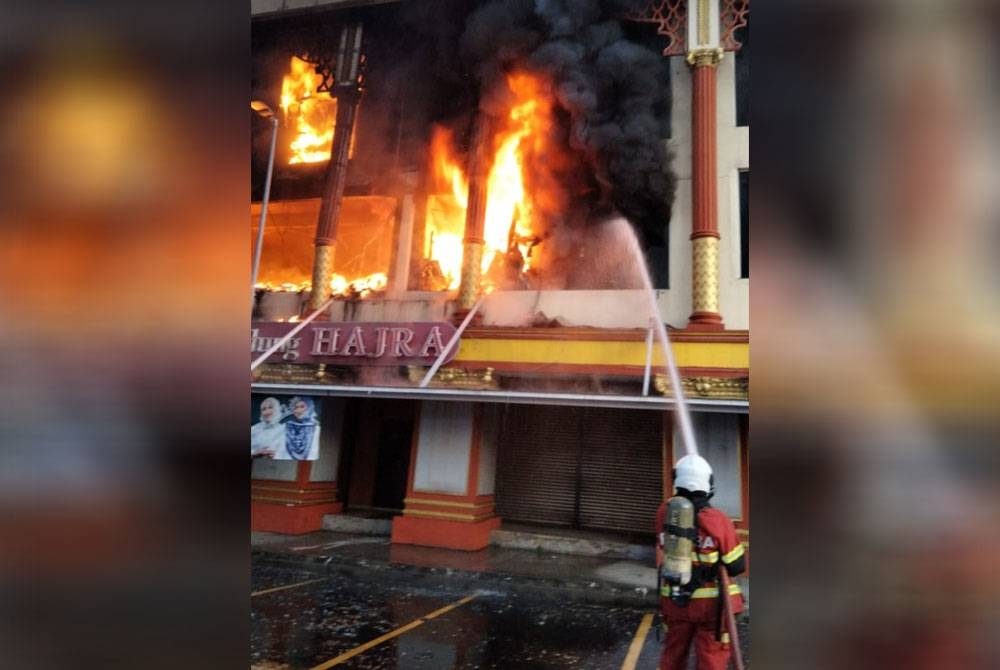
left=251, top=578, right=327, bottom=597
left=309, top=593, right=479, bottom=670
left=621, top=612, right=655, bottom=670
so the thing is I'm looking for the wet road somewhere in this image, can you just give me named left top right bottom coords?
left=252, top=559, right=748, bottom=669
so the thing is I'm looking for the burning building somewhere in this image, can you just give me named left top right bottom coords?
left=250, top=0, right=749, bottom=552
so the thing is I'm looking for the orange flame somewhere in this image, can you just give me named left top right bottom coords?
left=425, top=72, right=554, bottom=291
left=432, top=127, right=468, bottom=208
left=255, top=271, right=388, bottom=299
left=280, top=56, right=337, bottom=165
left=423, top=128, right=468, bottom=289
left=483, top=73, right=552, bottom=274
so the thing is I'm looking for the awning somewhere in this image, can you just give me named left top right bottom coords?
left=250, top=382, right=749, bottom=414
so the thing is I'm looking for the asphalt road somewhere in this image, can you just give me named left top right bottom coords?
left=252, top=558, right=749, bottom=669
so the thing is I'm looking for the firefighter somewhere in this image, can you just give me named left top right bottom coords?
left=656, top=454, right=746, bottom=670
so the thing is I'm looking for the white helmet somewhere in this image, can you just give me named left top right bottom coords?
left=674, top=454, right=714, bottom=496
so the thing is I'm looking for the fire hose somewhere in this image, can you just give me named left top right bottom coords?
left=718, top=567, right=745, bottom=670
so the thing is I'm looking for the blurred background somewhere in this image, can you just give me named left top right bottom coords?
left=753, top=0, right=1000, bottom=668
left=0, top=0, right=998, bottom=668
left=0, top=1, right=248, bottom=668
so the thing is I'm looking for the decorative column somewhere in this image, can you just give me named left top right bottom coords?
left=251, top=398, right=345, bottom=534
left=388, top=193, right=415, bottom=297
left=456, top=112, right=490, bottom=313
left=686, top=0, right=725, bottom=330
left=623, top=1, right=748, bottom=329
left=251, top=461, right=344, bottom=534
left=391, top=401, right=500, bottom=551
left=308, top=24, right=365, bottom=310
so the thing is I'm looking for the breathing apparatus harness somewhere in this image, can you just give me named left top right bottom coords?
left=660, top=484, right=713, bottom=607
left=659, top=472, right=736, bottom=646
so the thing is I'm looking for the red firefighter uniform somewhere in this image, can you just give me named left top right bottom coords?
left=656, top=501, right=746, bottom=670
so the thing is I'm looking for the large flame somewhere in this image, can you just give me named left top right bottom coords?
left=424, top=128, right=467, bottom=289
left=425, top=72, right=554, bottom=291
left=280, top=56, right=337, bottom=165
left=483, top=73, right=551, bottom=274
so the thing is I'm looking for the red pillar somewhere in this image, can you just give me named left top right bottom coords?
left=251, top=461, right=343, bottom=534
left=391, top=403, right=500, bottom=551
left=687, top=52, right=725, bottom=331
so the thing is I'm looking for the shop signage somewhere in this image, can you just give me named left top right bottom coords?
left=251, top=321, right=459, bottom=366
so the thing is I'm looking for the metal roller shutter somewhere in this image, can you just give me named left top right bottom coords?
left=579, top=407, right=664, bottom=533
left=495, top=404, right=663, bottom=534
left=495, top=404, right=580, bottom=527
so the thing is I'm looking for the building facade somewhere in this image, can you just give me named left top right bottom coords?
left=249, top=0, right=749, bottom=552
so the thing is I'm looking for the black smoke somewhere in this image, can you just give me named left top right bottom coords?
left=460, top=0, right=674, bottom=245
left=393, top=0, right=674, bottom=247
left=254, top=1, right=674, bottom=247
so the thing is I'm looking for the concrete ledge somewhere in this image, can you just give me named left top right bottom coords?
left=490, top=528, right=655, bottom=562
left=321, top=514, right=392, bottom=535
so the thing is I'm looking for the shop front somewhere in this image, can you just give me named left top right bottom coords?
left=251, top=321, right=748, bottom=549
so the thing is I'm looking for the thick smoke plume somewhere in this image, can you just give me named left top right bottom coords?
left=460, top=0, right=674, bottom=244
left=397, top=0, right=674, bottom=276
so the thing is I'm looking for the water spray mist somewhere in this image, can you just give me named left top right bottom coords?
left=618, top=219, right=699, bottom=457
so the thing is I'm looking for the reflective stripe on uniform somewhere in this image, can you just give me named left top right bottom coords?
left=691, top=551, right=719, bottom=565
left=659, top=582, right=742, bottom=599
left=690, top=583, right=742, bottom=599
left=722, top=544, right=745, bottom=564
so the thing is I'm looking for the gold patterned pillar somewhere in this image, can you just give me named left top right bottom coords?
left=692, top=234, right=720, bottom=316
left=309, top=244, right=337, bottom=308
left=307, top=24, right=364, bottom=311
left=308, top=88, right=361, bottom=310
left=456, top=113, right=490, bottom=313
left=458, top=242, right=484, bottom=309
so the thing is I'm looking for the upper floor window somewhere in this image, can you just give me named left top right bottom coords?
left=739, top=170, right=748, bottom=278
